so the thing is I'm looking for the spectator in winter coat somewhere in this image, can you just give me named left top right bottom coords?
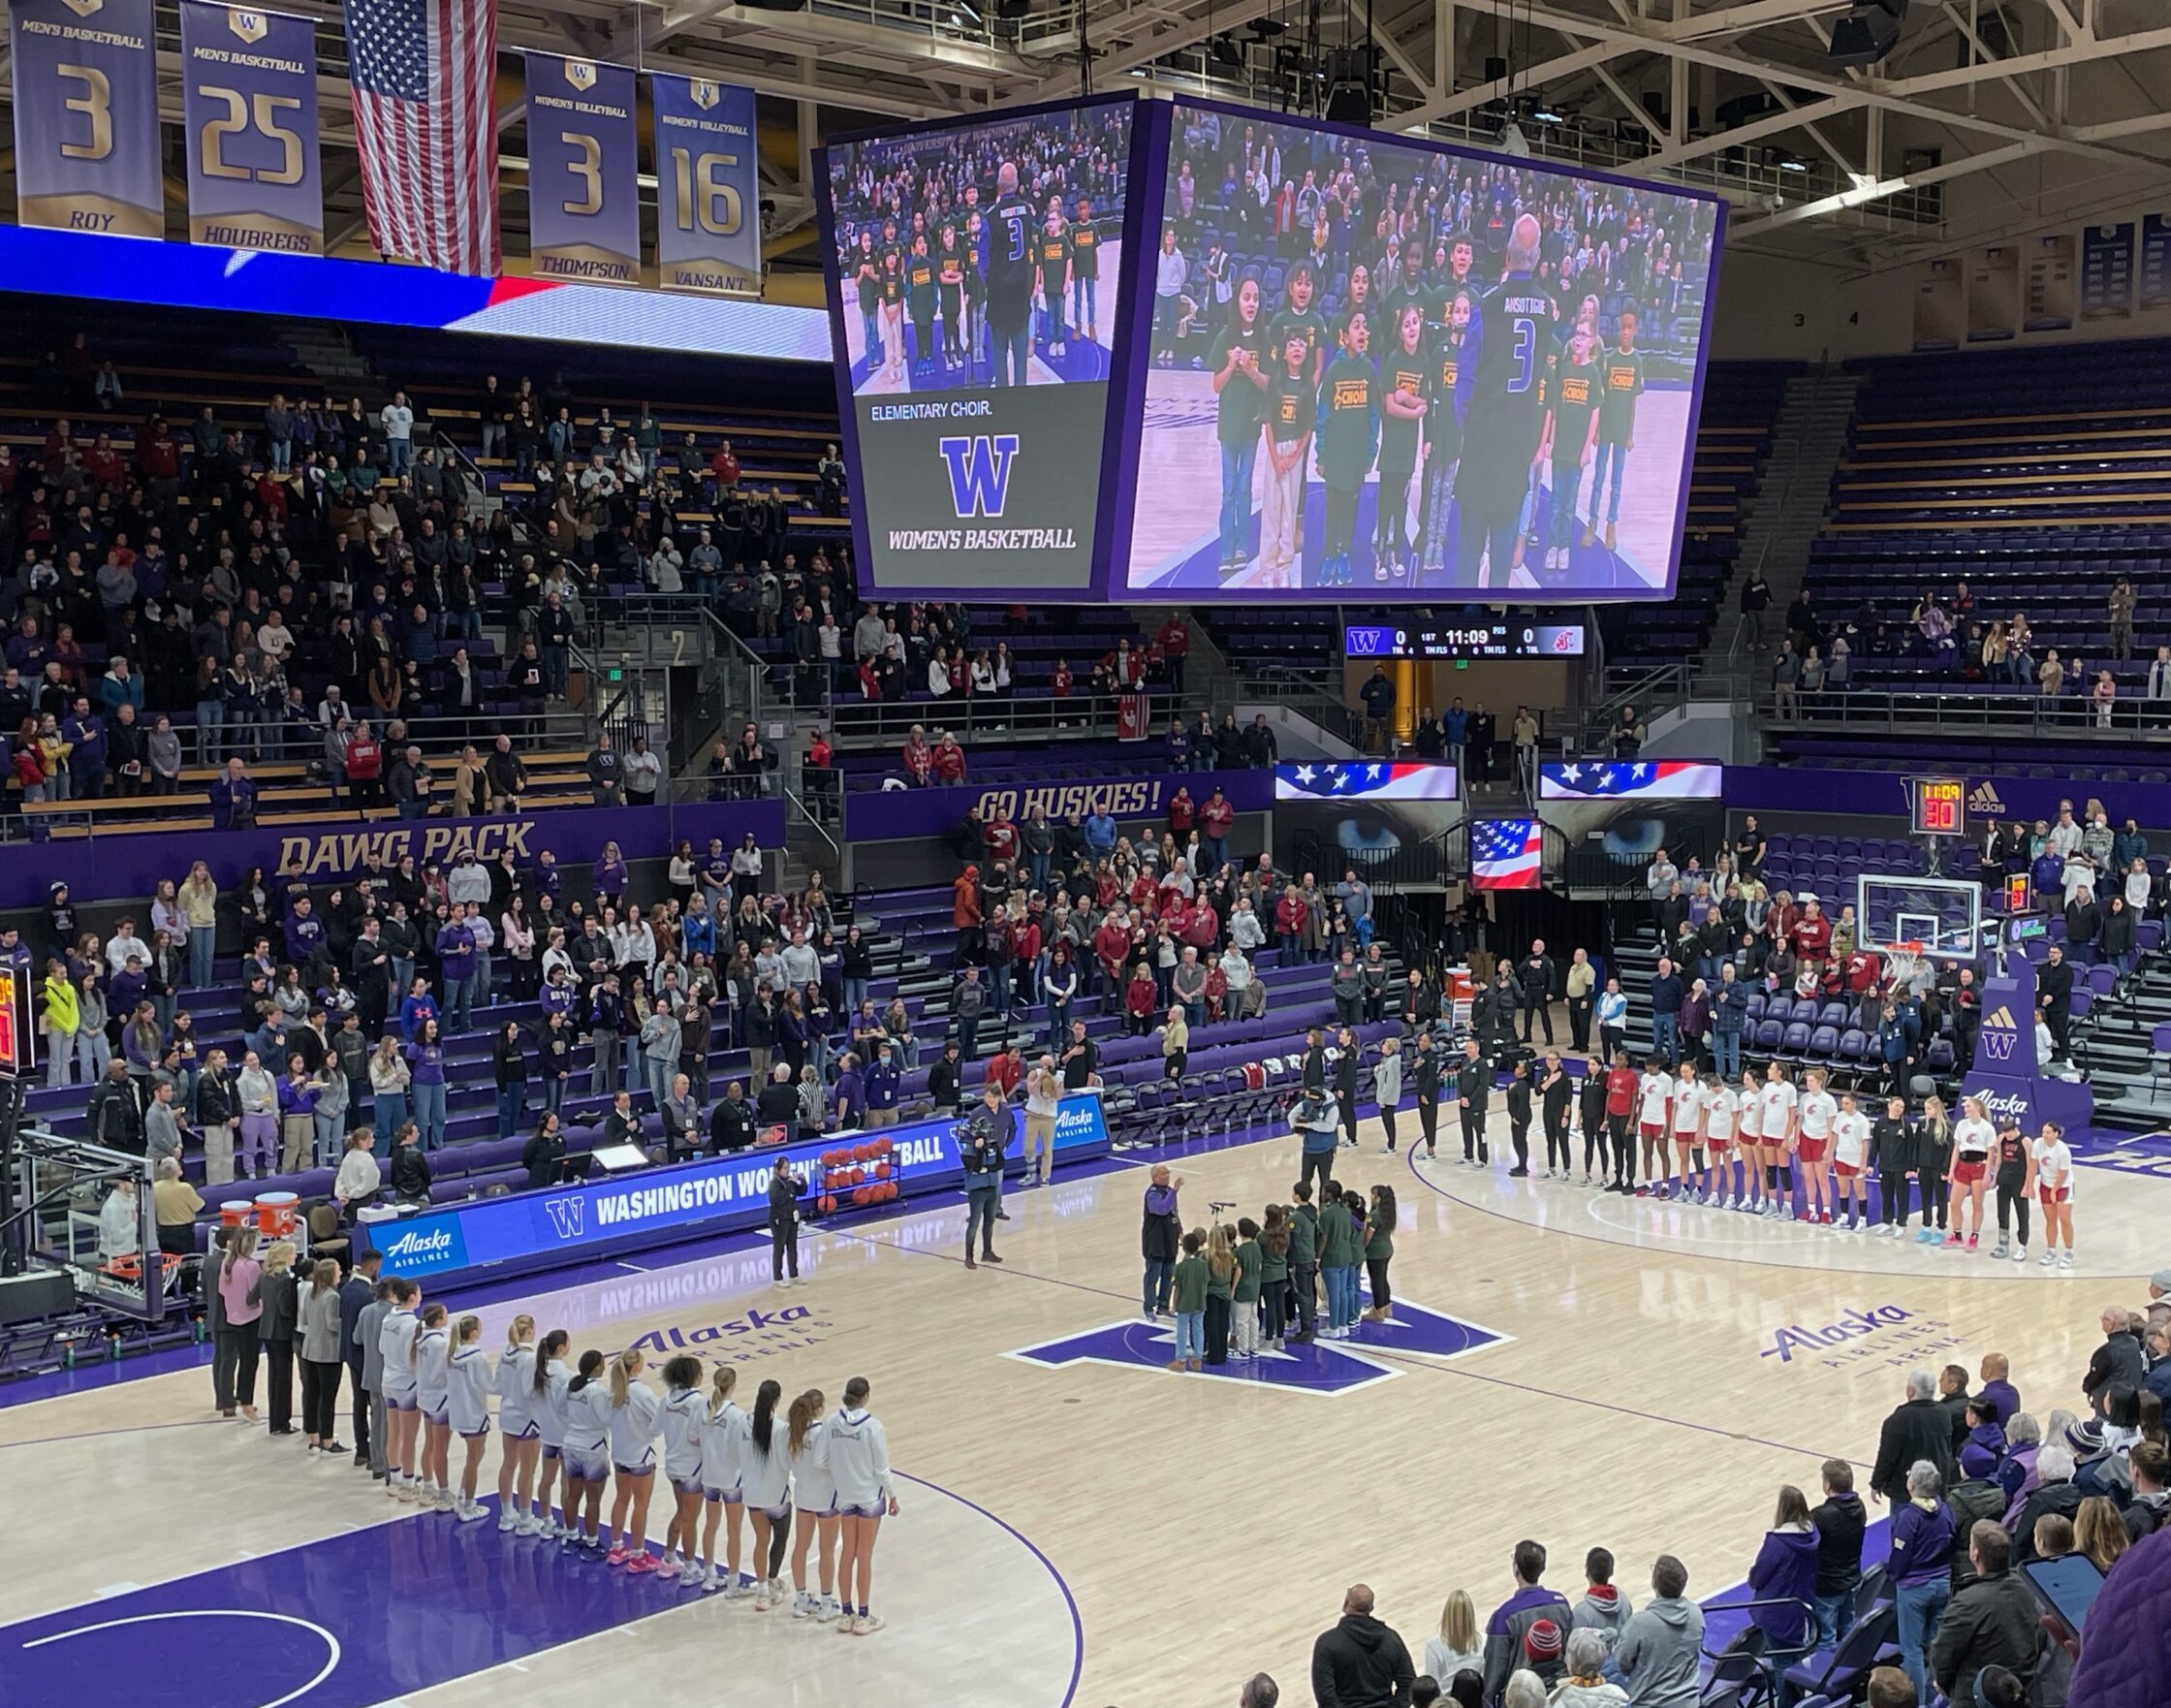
left=1930, top=1522, right=2040, bottom=1708
left=1309, top=1583, right=1415, bottom=1708
left=1483, top=1540, right=1574, bottom=1701
left=1746, top=1486, right=1820, bottom=1660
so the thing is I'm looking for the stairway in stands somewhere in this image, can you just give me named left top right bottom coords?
left=2074, top=960, right=2171, bottom=1131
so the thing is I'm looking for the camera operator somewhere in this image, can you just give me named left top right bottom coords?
left=959, top=1086, right=1010, bottom=1271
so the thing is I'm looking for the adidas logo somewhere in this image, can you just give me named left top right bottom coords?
left=1984, top=1005, right=2017, bottom=1030
left=1968, top=782, right=2005, bottom=815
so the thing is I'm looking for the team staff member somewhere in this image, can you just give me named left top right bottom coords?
left=1456, top=1035, right=1491, bottom=1165
left=769, top=1155, right=804, bottom=1288
left=1412, top=1031, right=1442, bottom=1159
left=1209, top=274, right=1270, bottom=574
left=1455, top=214, right=1559, bottom=588
left=1587, top=306, right=1645, bottom=553
left=1311, top=310, right=1380, bottom=590
left=960, top=1087, right=1007, bottom=1270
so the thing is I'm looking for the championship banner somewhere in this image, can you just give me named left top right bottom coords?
left=524, top=51, right=641, bottom=284
left=2142, top=214, right=2171, bottom=314
left=2081, top=223, right=2135, bottom=321
left=1966, top=244, right=2019, bottom=342
left=9, top=0, right=164, bottom=239
left=179, top=2, right=324, bottom=253
left=2021, top=233, right=2074, bottom=333
left=649, top=72, right=761, bottom=296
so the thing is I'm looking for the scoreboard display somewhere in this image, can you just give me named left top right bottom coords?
left=1911, top=775, right=1966, bottom=838
left=1344, top=622, right=1588, bottom=660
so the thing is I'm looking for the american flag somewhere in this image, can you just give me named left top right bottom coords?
left=343, top=0, right=500, bottom=276
left=1471, top=818, right=1542, bottom=890
left=1274, top=762, right=1461, bottom=803
left=1538, top=760, right=1724, bottom=801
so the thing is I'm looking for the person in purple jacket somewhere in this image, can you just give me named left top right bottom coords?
left=405, top=1019, right=449, bottom=1152
left=594, top=841, right=628, bottom=907
left=1746, top=1485, right=1822, bottom=1671
left=1975, top=1353, right=2020, bottom=1427
left=435, top=905, right=478, bottom=1033
left=831, top=1054, right=866, bottom=1130
left=1888, top=1460, right=1958, bottom=1701
left=1483, top=1538, right=1575, bottom=1701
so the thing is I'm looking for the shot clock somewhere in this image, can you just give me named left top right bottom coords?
left=1911, top=776, right=1966, bottom=838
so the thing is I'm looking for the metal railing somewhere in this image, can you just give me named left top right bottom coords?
left=1760, top=684, right=2171, bottom=740
left=827, top=691, right=1145, bottom=747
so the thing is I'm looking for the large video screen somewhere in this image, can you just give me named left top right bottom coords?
left=1119, top=101, right=1723, bottom=601
left=816, top=99, right=1138, bottom=596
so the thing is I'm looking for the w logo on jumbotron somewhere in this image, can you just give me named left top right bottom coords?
left=937, top=434, right=1020, bottom=519
left=1982, top=1004, right=2018, bottom=1061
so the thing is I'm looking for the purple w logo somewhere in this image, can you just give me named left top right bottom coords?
left=936, top=434, right=1021, bottom=519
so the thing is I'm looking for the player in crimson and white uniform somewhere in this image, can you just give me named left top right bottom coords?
left=1948, top=1095, right=1997, bottom=1250
left=1757, top=1063, right=1799, bottom=1220
left=1732, top=1071, right=1765, bottom=1215
left=1636, top=1060, right=1675, bottom=1199
left=1699, top=1074, right=1742, bottom=1208
left=1830, top=1092, right=1872, bottom=1231
left=1795, top=1069, right=1840, bottom=1226
left=2032, top=1120, right=2076, bottom=1269
left=1666, top=1060, right=1704, bottom=1201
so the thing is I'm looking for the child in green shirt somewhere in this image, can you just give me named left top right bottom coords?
left=1169, top=1230, right=1208, bottom=1373
left=1259, top=1205, right=1293, bottom=1350
left=1204, top=1224, right=1236, bottom=1367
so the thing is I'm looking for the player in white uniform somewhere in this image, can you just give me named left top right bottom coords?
left=560, top=1349, right=613, bottom=1550
left=603, top=1348, right=666, bottom=1571
left=698, top=1365, right=752, bottom=1596
left=2032, top=1120, right=2076, bottom=1268
left=787, top=1387, right=841, bottom=1621
left=1666, top=1060, right=1703, bottom=1201
left=1949, top=1094, right=1997, bottom=1250
left=446, top=1314, right=493, bottom=1521
left=828, top=1376, right=899, bottom=1635
left=527, top=1328, right=573, bottom=1536
left=376, top=1277, right=423, bottom=1499
left=656, top=1354, right=708, bottom=1584
left=1699, top=1075, right=1741, bottom=1208
left=740, top=1378, right=795, bottom=1611
left=1635, top=1060, right=1673, bottom=1199
left=1733, top=1070, right=1764, bottom=1214
left=1830, top=1092, right=1872, bottom=1232
left=413, top=1305, right=454, bottom=1508
left=493, top=1314, right=540, bottom=1533
left=1795, top=1068, right=1839, bottom=1226
left=1758, top=1064, right=1799, bottom=1220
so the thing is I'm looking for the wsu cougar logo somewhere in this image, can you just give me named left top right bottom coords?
left=937, top=434, right=1021, bottom=518
left=545, top=1196, right=585, bottom=1240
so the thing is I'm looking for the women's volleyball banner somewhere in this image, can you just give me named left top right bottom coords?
left=179, top=2, right=325, bottom=253
left=524, top=51, right=642, bottom=284
left=649, top=73, right=762, bottom=296
left=10, top=0, right=165, bottom=238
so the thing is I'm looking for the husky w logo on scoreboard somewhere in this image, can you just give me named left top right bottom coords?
left=1981, top=1004, right=2019, bottom=1062
left=936, top=434, right=1021, bottom=519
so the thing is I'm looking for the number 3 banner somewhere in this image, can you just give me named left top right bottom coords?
left=525, top=51, right=641, bottom=285
left=179, top=2, right=324, bottom=253
left=649, top=73, right=761, bottom=296
left=10, top=0, right=165, bottom=239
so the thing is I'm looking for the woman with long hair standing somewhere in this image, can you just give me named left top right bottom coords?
left=698, top=1365, right=751, bottom=1595
left=787, top=1387, right=840, bottom=1621
left=216, top=1226, right=265, bottom=1422
left=413, top=1303, right=454, bottom=1508
left=1363, top=1185, right=1399, bottom=1322
left=827, top=1376, right=898, bottom=1635
left=377, top=1276, right=422, bottom=1498
left=526, top=1328, right=572, bottom=1536
left=446, top=1313, right=492, bottom=1521
left=741, top=1378, right=794, bottom=1611
left=657, top=1355, right=708, bottom=1583
left=604, top=1348, right=664, bottom=1570
left=494, top=1315, right=541, bottom=1533
left=296, top=1257, right=346, bottom=1455
left=561, top=1349, right=612, bottom=1550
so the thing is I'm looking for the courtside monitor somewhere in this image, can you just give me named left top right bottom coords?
left=1117, top=99, right=1724, bottom=602
left=815, top=97, right=1144, bottom=598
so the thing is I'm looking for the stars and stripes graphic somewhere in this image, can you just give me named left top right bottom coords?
left=1471, top=818, right=1543, bottom=891
left=1538, top=760, right=1723, bottom=801
left=1274, top=762, right=1461, bottom=803
left=342, top=0, right=500, bottom=276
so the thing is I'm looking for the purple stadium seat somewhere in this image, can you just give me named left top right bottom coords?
left=1780, top=1022, right=1813, bottom=1058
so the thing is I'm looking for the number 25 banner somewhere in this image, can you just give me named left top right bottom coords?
left=649, top=73, right=761, bottom=296
left=525, top=51, right=641, bottom=284
left=179, top=2, right=325, bottom=253
left=10, top=0, right=165, bottom=238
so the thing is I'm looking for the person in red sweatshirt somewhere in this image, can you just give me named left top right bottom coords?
left=901, top=727, right=934, bottom=787
left=1168, top=785, right=1194, bottom=838
left=952, top=866, right=983, bottom=962
left=1093, top=912, right=1130, bottom=1002
left=1792, top=896, right=1834, bottom=964
left=932, top=732, right=967, bottom=783
left=1199, top=787, right=1237, bottom=876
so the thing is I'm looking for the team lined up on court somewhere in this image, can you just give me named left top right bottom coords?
left=1405, top=1052, right=2079, bottom=1264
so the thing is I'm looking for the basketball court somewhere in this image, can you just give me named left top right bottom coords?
left=2, top=1101, right=2147, bottom=1708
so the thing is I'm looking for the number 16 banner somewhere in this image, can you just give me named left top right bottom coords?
left=179, top=2, right=325, bottom=252
left=9, top=0, right=165, bottom=238
left=650, top=73, right=761, bottom=296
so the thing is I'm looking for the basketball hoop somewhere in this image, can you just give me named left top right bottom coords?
left=1880, top=939, right=1926, bottom=988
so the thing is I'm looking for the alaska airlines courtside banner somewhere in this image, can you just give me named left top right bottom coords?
left=10, top=0, right=165, bottom=238
left=0, top=800, right=783, bottom=910
left=179, top=1, right=326, bottom=253
left=524, top=52, right=642, bottom=285
left=649, top=73, right=762, bottom=296
left=371, top=1094, right=1114, bottom=1282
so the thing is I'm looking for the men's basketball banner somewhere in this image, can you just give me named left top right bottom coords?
left=179, top=2, right=325, bottom=253
left=524, top=51, right=641, bottom=284
left=649, top=72, right=761, bottom=296
left=9, top=0, right=164, bottom=239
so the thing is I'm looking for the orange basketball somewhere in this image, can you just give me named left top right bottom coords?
left=873, top=1161, right=892, bottom=1181
left=819, top=1193, right=836, bottom=1215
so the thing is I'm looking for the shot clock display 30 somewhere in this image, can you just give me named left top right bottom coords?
left=1912, top=776, right=1967, bottom=838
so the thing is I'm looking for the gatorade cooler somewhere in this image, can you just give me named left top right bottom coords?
left=254, top=1191, right=300, bottom=1239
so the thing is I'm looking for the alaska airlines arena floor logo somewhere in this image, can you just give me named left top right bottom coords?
left=624, top=1303, right=832, bottom=1360
left=1759, top=1304, right=1967, bottom=1372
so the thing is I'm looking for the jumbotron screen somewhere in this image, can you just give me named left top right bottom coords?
left=814, top=98, right=1140, bottom=596
left=1117, top=100, right=1723, bottom=602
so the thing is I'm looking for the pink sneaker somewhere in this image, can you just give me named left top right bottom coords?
left=626, top=1553, right=658, bottom=1574
left=1944, top=1232, right=1964, bottom=1247
left=1819, top=1210, right=1834, bottom=1226
left=606, top=1546, right=630, bottom=1566
left=657, top=1559, right=682, bottom=1581
left=1966, top=1234, right=1979, bottom=1250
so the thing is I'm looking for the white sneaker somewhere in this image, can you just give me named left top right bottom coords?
left=820, top=1596, right=843, bottom=1622
left=458, top=1499, right=488, bottom=1523
left=498, top=1509, right=519, bottom=1533
left=755, top=1584, right=774, bottom=1612
left=725, top=1576, right=755, bottom=1600
left=518, top=1513, right=546, bottom=1536
left=855, top=1613, right=885, bottom=1635
left=2039, top=1249, right=2058, bottom=1267
left=837, top=1614, right=863, bottom=1635
left=793, top=1590, right=817, bottom=1618
left=2060, top=1251, right=2075, bottom=1268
